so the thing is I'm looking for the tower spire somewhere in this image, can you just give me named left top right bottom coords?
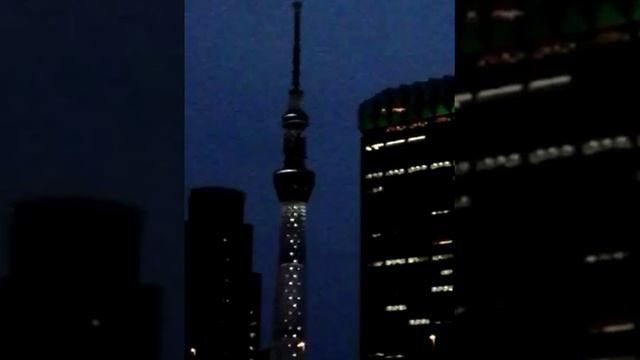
left=286, top=1, right=305, bottom=113
left=291, top=1, right=302, bottom=93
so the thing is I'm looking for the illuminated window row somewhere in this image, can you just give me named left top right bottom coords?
left=491, top=9, right=524, bottom=20
left=431, top=285, right=454, bottom=293
left=409, top=318, right=431, bottom=326
left=370, top=254, right=452, bottom=267
left=584, top=251, right=629, bottom=264
left=432, top=254, right=454, bottom=261
left=365, top=161, right=453, bottom=179
left=590, top=322, right=636, bottom=334
left=434, top=239, right=453, bottom=245
left=529, top=145, right=575, bottom=164
left=385, top=305, right=407, bottom=312
left=460, top=134, right=638, bottom=175
left=385, top=121, right=429, bottom=133
left=431, top=210, right=451, bottom=216
left=386, top=168, right=405, bottom=176
left=582, top=136, right=633, bottom=156
left=369, top=256, right=429, bottom=267
left=455, top=75, right=572, bottom=108
left=476, top=153, right=522, bottom=171
left=370, top=354, right=405, bottom=359
left=365, top=135, right=426, bottom=152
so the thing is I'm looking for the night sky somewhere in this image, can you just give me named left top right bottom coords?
left=186, top=1, right=454, bottom=359
left=1, top=2, right=183, bottom=359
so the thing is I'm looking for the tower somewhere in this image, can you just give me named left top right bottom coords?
left=271, top=2, right=314, bottom=360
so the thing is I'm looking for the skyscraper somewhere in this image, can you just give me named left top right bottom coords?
left=454, top=1, right=640, bottom=358
left=0, top=197, right=162, bottom=360
left=271, top=2, right=314, bottom=360
left=185, top=187, right=261, bottom=360
left=358, top=77, right=455, bottom=360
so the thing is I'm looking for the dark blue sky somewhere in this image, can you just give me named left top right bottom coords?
left=186, top=1, right=454, bottom=359
left=1, top=2, right=183, bottom=359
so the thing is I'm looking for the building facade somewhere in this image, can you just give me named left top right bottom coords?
left=358, top=77, right=455, bottom=360
left=271, top=2, right=314, bottom=360
left=0, top=197, right=162, bottom=360
left=455, top=1, right=640, bottom=358
left=186, top=187, right=261, bottom=360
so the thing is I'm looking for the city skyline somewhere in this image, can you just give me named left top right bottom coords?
left=186, top=1, right=454, bottom=358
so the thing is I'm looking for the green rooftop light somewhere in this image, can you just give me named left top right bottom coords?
left=435, top=104, right=449, bottom=116
left=596, top=2, right=626, bottom=27
left=632, top=0, right=640, bottom=21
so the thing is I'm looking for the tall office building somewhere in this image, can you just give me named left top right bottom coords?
left=0, top=197, right=162, bottom=360
left=358, top=77, right=455, bottom=360
left=186, top=187, right=261, bottom=360
left=455, top=1, right=640, bottom=358
left=271, top=2, right=314, bottom=360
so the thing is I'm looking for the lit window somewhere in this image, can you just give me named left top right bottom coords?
left=409, top=318, right=430, bottom=326
left=455, top=93, right=473, bottom=108
left=189, top=348, right=197, bottom=356
left=528, top=75, right=572, bottom=91
left=408, top=135, right=426, bottom=142
left=386, top=139, right=406, bottom=146
left=434, top=239, right=453, bottom=245
left=428, top=334, right=437, bottom=346
left=477, top=84, right=523, bottom=100
left=385, top=305, right=407, bottom=312
left=440, top=269, right=453, bottom=276
left=584, top=251, right=629, bottom=264
left=385, top=258, right=406, bottom=266
left=407, top=257, right=429, bottom=264
left=431, top=210, right=450, bottom=216
left=431, top=285, right=454, bottom=293
left=432, top=254, right=454, bottom=261
left=491, top=9, right=524, bottom=20
left=593, top=322, right=636, bottom=334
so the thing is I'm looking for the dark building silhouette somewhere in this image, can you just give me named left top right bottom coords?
left=455, top=1, right=640, bottom=359
left=271, top=2, right=314, bottom=360
left=358, top=77, right=455, bottom=360
left=186, top=187, right=261, bottom=360
left=0, top=197, right=161, bottom=360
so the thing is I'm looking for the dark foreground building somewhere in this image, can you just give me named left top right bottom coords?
left=358, top=77, right=455, bottom=360
left=455, top=1, right=640, bottom=359
left=186, top=187, right=261, bottom=360
left=0, top=197, right=161, bottom=360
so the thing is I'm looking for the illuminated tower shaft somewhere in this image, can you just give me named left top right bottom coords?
left=272, top=2, right=314, bottom=360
